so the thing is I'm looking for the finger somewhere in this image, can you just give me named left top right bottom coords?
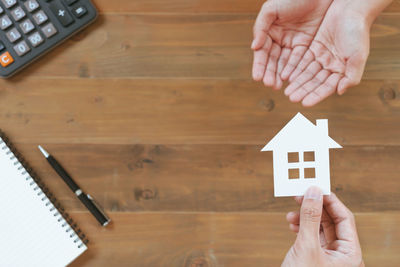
left=284, top=61, right=321, bottom=96
left=323, top=193, right=359, bottom=243
left=286, top=211, right=300, bottom=224
left=252, top=36, right=272, bottom=81
left=294, top=195, right=337, bottom=243
left=281, top=46, right=307, bottom=80
left=289, top=223, right=299, bottom=233
left=289, top=69, right=330, bottom=102
left=289, top=49, right=314, bottom=82
left=337, top=52, right=367, bottom=95
left=252, top=2, right=276, bottom=50
left=274, top=48, right=291, bottom=90
left=263, top=43, right=281, bottom=87
left=297, top=186, right=323, bottom=247
left=275, top=47, right=291, bottom=83
left=274, top=72, right=283, bottom=90
left=320, top=207, right=337, bottom=244
left=337, top=77, right=354, bottom=96
left=302, top=73, right=341, bottom=107
left=277, top=48, right=291, bottom=76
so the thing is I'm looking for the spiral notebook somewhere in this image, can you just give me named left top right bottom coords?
left=0, top=132, right=88, bottom=267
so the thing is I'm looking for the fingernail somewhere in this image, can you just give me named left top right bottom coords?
left=253, top=70, right=262, bottom=81
left=289, top=92, right=300, bottom=102
left=304, top=186, right=322, bottom=200
left=251, top=39, right=257, bottom=49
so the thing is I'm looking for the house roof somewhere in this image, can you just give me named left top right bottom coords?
left=261, top=113, right=342, bottom=151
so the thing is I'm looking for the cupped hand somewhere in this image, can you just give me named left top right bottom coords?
left=284, top=0, right=370, bottom=106
left=252, top=0, right=333, bottom=89
left=282, top=186, right=364, bottom=267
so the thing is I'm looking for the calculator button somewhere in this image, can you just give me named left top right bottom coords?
left=0, top=15, right=12, bottom=30
left=6, top=28, right=21, bottom=42
left=1, top=0, right=17, bottom=9
left=33, top=10, right=48, bottom=25
left=72, top=6, right=87, bottom=18
left=0, top=41, right=5, bottom=51
left=0, top=51, right=13, bottom=67
left=20, top=19, right=35, bottom=34
left=28, top=32, right=44, bottom=47
left=14, top=40, right=30, bottom=56
left=41, top=23, right=57, bottom=38
left=49, top=1, right=74, bottom=27
left=11, top=6, right=26, bottom=21
left=24, top=0, right=40, bottom=13
left=64, top=0, right=78, bottom=5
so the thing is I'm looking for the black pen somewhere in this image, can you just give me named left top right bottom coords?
left=38, top=145, right=111, bottom=227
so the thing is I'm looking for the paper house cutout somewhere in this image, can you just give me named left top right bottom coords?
left=261, top=113, right=342, bottom=197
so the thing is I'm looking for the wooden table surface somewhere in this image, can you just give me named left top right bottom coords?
left=1, top=0, right=400, bottom=266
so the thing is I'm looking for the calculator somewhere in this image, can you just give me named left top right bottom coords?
left=0, top=0, right=97, bottom=77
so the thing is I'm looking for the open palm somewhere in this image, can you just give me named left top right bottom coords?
left=252, top=0, right=333, bottom=89
left=284, top=1, right=370, bottom=106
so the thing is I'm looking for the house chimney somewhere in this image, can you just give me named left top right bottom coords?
left=316, top=119, right=328, bottom=135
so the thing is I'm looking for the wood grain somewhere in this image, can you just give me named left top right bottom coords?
left=92, top=0, right=400, bottom=14
left=69, top=212, right=400, bottom=267
left=0, top=79, right=398, bottom=146
left=5, top=13, right=400, bottom=79
left=1, top=0, right=399, bottom=265
left=10, top=143, right=400, bottom=213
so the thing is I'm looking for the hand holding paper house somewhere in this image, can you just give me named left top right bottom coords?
left=261, top=113, right=342, bottom=197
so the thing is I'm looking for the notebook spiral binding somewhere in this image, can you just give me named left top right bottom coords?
left=0, top=131, right=89, bottom=249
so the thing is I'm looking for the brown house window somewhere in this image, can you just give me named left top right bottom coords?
left=287, top=151, right=316, bottom=179
left=288, top=168, right=300, bottom=179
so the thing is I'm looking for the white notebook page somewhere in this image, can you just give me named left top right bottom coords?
left=0, top=137, right=87, bottom=267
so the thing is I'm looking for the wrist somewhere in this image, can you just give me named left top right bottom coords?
left=341, top=0, right=393, bottom=27
left=363, top=0, right=392, bottom=26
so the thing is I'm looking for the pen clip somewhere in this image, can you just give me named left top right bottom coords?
left=87, top=194, right=111, bottom=226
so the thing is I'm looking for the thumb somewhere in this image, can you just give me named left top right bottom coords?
left=252, top=1, right=276, bottom=50
left=297, top=186, right=323, bottom=247
left=338, top=41, right=369, bottom=95
left=337, top=53, right=367, bottom=95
